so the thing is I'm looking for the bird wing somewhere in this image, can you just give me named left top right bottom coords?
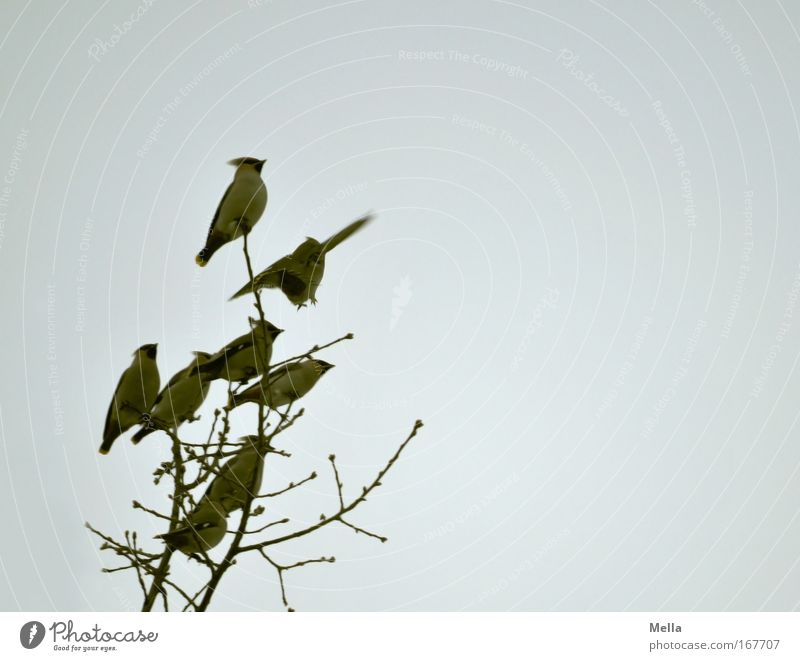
left=100, top=369, right=129, bottom=452
left=151, top=365, right=190, bottom=406
left=229, top=254, right=298, bottom=299
left=205, top=181, right=234, bottom=238
left=320, top=214, right=373, bottom=254
left=195, top=330, right=257, bottom=377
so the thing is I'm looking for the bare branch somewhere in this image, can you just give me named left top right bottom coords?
left=257, top=549, right=335, bottom=610
left=256, top=471, right=317, bottom=499
left=239, top=419, right=423, bottom=554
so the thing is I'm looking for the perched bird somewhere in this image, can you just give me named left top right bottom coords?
left=195, top=157, right=268, bottom=267
left=201, top=436, right=265, bottom=515
left=131, top=352, right=213, bottom=444
left=155, top=502, right=227, bottom=556
left=227, top=359, right=334, bottom=411
left=100, top=344, right=160, bottom=454
left=229, top=214, right=373, bottom=306
left=192, top=318, right=283, bottom=383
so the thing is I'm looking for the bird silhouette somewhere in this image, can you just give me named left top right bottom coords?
left=100, top=344, right=160, bottom=454
left=229, top=214, right=373, bottom=307
left=226, top=359, right=335, bottom=411
left=192, top=318, right=282, bottom=383
left=131, top=351, right=212, bottom=443
left=196, top=157, right=267, bottom=266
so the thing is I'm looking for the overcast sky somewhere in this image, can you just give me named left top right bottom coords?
left=1, top=0, right=799, bottom=611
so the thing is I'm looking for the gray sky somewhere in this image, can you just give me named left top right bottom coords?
left=1, top=0, right=799, bottom=611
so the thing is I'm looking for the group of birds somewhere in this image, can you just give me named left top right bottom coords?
left=99, top=156, right=372, bottom=555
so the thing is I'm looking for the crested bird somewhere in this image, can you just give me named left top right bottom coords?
left=196, top=157, right=268, bottom=267
left=155, top=501, right=227, bottom=556
left=201, top=435, right=266, bottom=515
left=131, top=351, right=212, bottom=444
left=227, top=358, right=334, bottom=411
left=100, top=343, right=160, bottom=454
left=192, top=317, right=283, bottom=383
left=229, top=214, right=373, bottom=307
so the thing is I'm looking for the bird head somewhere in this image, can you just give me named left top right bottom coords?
left=228, top=157, right=267, bottom=174
left=192, top=351, right=212, bottom=364
left=137, top=343, right=158, bottom=359
left=314, top=359, right=335, bottom=374
left=249, top=317, right=284, bottom=339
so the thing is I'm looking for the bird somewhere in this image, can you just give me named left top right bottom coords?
left=131, top=352, right=213, bottom=444
left=192, top=317, right=283, bottom=383
left=229, top=214, right=373, bottom=307
left=155, top=501, right=227, bottom=556
left=195, top=157, right=268, bottom=267
left=100, top=343, right=160, bottom=454
left=201, top=435, right=266, bottom=515
left=227, top=359, right=334, bottom=411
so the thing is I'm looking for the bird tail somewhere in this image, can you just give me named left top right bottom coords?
left=229, top=281, right=253, bottom=300
left=130, top=425, right=155, bottom=444
left=98, top=434, right=115, bottom=455
left=99, top=412, right=120, bottom=454
left=321, top=213, right=374, bottom=254
left=196, top=233, right=226, bottom=267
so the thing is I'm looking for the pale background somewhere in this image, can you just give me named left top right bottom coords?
left=1, top=0, right=799, bottom=611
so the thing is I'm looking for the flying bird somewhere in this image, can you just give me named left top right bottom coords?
left=229, top=214, right=373, bottom=306
left=192, top=317, right=283, bottom=383
left=100, top=343, right=160, bottom=454
left=131, top=352, right=213, bottom=444
left=227, top=358, right=334, bottom=411
left=195, top=157, right=268, bottom=267
left=155, top=501, right=227, bottom=556
left=201, top=435, right=265, bottom=515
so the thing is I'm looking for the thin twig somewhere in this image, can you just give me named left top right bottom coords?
left=257, top=549, right=335, bottom=610
left=239, top=420, right=423, bottom=554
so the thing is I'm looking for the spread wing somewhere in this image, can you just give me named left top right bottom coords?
left=229, top=254, right=297, bottom=299
left=320, top=214, right=373, bottom=254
